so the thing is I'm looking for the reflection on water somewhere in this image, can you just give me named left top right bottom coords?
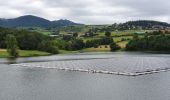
left=6, top=58, right=17, bottom=64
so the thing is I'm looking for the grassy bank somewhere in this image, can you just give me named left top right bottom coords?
left=59, top=50, right=80, bottom=54
left=0, top=50, right=51, bottom=58
left=0, top=40, right=128, bottom=58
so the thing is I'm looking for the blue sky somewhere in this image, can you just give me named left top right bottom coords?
left=0, top=0, right=170, bottom=24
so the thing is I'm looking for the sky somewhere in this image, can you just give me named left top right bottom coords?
left=0, top=0, right=170, bottom=24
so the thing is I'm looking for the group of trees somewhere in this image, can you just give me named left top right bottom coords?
left=85, top=31, right=120, bottom=51
left=65, top=39, right=85, bottom=50
left=85, top=37, right=113, bottom=48
left=126, top=33, right=170, bottom=51
left=0, top=28, right=48, bottom=49
left=54, top=38, right=85, bottom=51
left=56, top=31, right=120, bottom=51
left=38, top=40, right=59, bottom=54
left=0, top=28, right=59, bottom=57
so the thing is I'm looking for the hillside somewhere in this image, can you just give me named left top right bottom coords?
left=0, top=15, right=83, bottom=28
left=122, top=20, right=170, bottom=29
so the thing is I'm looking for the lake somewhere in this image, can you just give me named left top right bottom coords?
left=0, top=52, right=170, bottom=100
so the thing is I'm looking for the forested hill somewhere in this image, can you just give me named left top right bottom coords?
left=0, top=15, right=83, bottom=28
left=122, top=20, right=170, bottom=29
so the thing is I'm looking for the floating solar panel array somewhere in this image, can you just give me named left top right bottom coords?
left=12, top=56, right=170, bottom=76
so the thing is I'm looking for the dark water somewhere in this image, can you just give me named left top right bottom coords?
left=0, top=52, right=170, bottom=100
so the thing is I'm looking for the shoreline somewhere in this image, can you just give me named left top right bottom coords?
left=0, top=50, right=51, bottom=58
left=1, top=49, right=170, bottom=58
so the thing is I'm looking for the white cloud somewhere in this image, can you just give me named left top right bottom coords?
left=0, top=0, right=170, bottom=24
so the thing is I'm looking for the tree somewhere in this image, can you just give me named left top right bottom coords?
left=65, top=39, right=85, bottom=50
left=102, top=37, right=113, bottom=45
left=105, top=31, right=111, bottom=37
left=110, top=42, right=120, bottom=51
left=38, top=40, right=59, bottom=54
left=52, top=30, right=60, bottom=35
left=133, top=33, right=139, bottom=39
left=73, top=32, right=78, bottom=38
left=6, top=35, right=19, bottom=57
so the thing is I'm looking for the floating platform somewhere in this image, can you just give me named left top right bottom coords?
left=12, top=56, right=170, bottom=76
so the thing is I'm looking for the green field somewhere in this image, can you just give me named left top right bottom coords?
left=17, top=27, right=52, bottom=35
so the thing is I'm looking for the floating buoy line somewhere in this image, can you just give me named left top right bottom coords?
left=11, top=57, right=170, bottom=76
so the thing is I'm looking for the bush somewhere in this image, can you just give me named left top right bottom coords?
left=121, top=38, right=126, bottom=41
left=105, top=31, right=111, bottom=37
left=94, top=44, right=99, bottom=48
left=110, top=42, right=120, bottom=51
left=101, top=37, right=113, bottom=45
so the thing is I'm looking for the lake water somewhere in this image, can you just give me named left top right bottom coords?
left=0, top=52, right=170, bottom=100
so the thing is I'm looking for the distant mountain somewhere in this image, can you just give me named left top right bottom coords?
left=51, top=19, right=82, bottom=27
left=0, top=15, right=83, bottom=28
left=122, top=20, right=170, bottom=29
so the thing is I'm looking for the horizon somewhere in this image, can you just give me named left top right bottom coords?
left=1, top=14, right=170, bottom=25
left=0, top=0, right=170, bottom=24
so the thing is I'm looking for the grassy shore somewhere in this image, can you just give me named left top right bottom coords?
left=0, top=40, right=128, bottom=58
left=0, top=49, right=51, bottom=58
left=59, top=50, right=80, bottom=54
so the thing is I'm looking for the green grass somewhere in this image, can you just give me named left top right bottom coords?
left=0, top=51, right=9, bottom=58
left=19, top=50, right=51, bottom=57
left=30, top=27, right=52, bottom=35
left=0, top=50, right=51, bottom=58
left=117, top=41, right=129, bottom=48
left=17, top=27, right=52, bottom=35
left=82, top=37, right=101, bottom=42
left=113, top=36, right=132, bottom=42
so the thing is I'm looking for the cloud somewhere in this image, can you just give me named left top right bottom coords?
left=0, top=0, right=170, bottom=24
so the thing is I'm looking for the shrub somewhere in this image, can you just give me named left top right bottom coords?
left=110, top=42, right=120, bottom=51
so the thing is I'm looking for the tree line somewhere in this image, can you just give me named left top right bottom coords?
left=126, top=33, right=170, bottom=51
